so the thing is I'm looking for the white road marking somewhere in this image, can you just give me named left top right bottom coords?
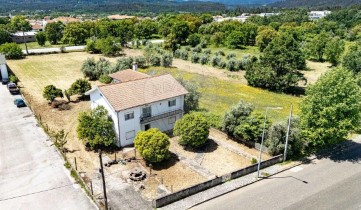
left=290, top=166, right=303, bottom=172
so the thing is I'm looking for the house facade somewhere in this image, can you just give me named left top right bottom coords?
left=86, top=73, right=188, bottom=147
left=11, top=32, right=37, bottom=43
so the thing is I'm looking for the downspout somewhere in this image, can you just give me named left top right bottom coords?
left=117, top=110, right=121, bottom=147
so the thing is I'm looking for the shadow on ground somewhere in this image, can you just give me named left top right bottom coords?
left=314, top=139, right=361, bottom=163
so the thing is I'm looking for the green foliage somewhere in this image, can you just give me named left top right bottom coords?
left=9, top=16, right=31, bottom=32
left=174, top=112, right=210, bottom=148
left=81, top=58, right=98, bottom=80
left=95, top=36, right=121, bottom=56
left=115, top=57, right=133, bottom=71
left=200, top=54, right=209, bottom=65
left=187, top=33, right=201, bottom=47
left=226, top=31, right=245, bottom=49
left=233, top=112, right=271, bottom=142
left=0, top=43, right=23, bottom=59
left=176, top=77, right=200, bottom=113
left=191, top=52, right=200, bottom=63
left=134, top=128, right=170, bottom=163
left=160, top=52, right=173, bottom=67
left=62, top=21, right=95, bottom=45
left=43, top=85, right=63, bottom=102
left=305, top=31, right=330, bottom=62
left=9, top=75, right=19, bottom=84
left=223, top=100, right=254, bottom=135
left=77, top=106, right=116, bottom=149
left=35, top=32, right=47, bottom=46
left=45, top=21, right=64, bottom=44
left=0, top=27, right=10, bottom=45
left=68, top=79, right=91, bottom=96
left=211, top=32, right=225, bottom=47
left=134, top=56, right=147, bottom=68
left=265, top=117, right=304, bottom=157
left=99, top=74, right=113, bottom=84
left=256, top=28, right=278, bottom=52
left=251, top=158, right=258, bottom=164
left=324, top=36, right=345, bottom=66
left=226, top=59, right=238, bottom=71
left=301, top=67, right=361, bottom=148
left=85, top=38, right=99, bottom=53
left=210, top=56, right=221, bottom=67
left=134, top=19, right=158, bottom=39
left=343, top=44, right=361, bottom=74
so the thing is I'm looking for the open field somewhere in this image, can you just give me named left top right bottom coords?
left=208, top=45, right=261, bottom=58
left=17, top=41, right=64, bottom=50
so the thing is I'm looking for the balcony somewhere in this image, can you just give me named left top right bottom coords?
left=140, top=109, right=183, bottom=124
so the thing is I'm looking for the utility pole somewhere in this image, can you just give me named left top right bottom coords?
left=283, top=104, right=293, bottom=162
left=257, top=108, right=268, bottom=178
left=99, top=149, right=108, bottom=210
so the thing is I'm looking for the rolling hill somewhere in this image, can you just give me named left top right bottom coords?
left=271, top=0, right=361, bottom=7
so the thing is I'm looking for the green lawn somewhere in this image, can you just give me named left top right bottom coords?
left=17, top=41, right=64, bottom=50
left=140, top=67, right=301, bottom=123
left=208, top=45, right=261, bottom=58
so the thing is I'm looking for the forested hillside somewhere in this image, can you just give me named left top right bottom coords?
left=0, top=0, right=225, bottom=13
left=272, top=0, right=360, bottom=8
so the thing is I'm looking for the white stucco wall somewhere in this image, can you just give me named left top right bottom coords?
left=0, top=64, right=8, bottom=79
left=89, top=89, right=121, bottom=146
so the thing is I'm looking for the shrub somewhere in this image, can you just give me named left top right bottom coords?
left=192, top=45, right=202, bottom=53
left=35, top=32, right=46, bottom=46
left=148, top=54, right=161, bottom=66
left=176, top=77, right=201, bottom=113
left=174, top=49, right=182, bottom=59
left=226, top=53, right=236, bottom=60
left=233, top=112, right=271, bottom=142
left=174, top=113, right=210, bottom=148
left=191, top=52, right=200, bottom=63
left=179, top=50, right=189, bottom=60
left=251, top=158, right=258, bottom=164
left=58, top=103, right=71, bottom=111
left=200, top=54, right=209, bottom=65
left=219, top=60, right=227, bottom=69
left=223, top=100, right=253, bottom=135
left=99, top=74, right=112, bottom=84
left=226, top=59, right=238, bottom=71
left=0, top=43, right=23, bottom=59
left=134, top=128, right=170, bottom=163
left=187, top=33, right=201, bottom=47
left=95, top=36, right=122, bottom=56
left=43, top=85, right=63, bottom=102
left=81, top=58, right=98, bottom=80
left=215, top=50, right=225, bottom=56
left=115, top=57, right=133, bottom=71
left=203, top=49, right=211, bottom=55
left=210, top=56, right=221, bottom=67
left=85, top=38, right=100, bottom=53
left=96, top=58, right=113, bottom=75
left=77, top=106, right=116, bottom=149
left=68, top=79, right=92, bottom=97
left=9, top=75, right=19, bottom=84
left=185, top=46, right=191, bottom=51
left=134, top=56, right=147, bottom=68
left=160, top=52, right=173, bottom=67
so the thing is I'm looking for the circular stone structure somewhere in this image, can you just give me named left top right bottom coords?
left=129, top=168, right=146, bottom=181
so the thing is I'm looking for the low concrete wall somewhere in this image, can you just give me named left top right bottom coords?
left=152, top=154, right=284, bottom=208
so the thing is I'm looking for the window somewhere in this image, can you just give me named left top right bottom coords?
left=124, top=112, right=134, bottom=121
left=126, top=130, right=135, bottom=140
left=168, top=99, right=176, bottom=107
left=168, top=116, right=176, bottom=124
left=142, top=106, right=151, bottom=118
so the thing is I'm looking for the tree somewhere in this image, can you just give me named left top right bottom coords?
left=176, top=77, right=200, bottom=113
left=0, top=43, right=23, bottom=59
left=95, top=36, right=121, bottom=56
left=45, top=21, right=64, bottom=44
left=343, top=45, right=361, bottom=74
left=211, top=32, right=225, bottom=47
left=0, top=27, right=10, bottom=45
left=223, top=100, right=254, bottom=135
left=36, top=32, right=46, bottom=46
left=305, top=31, right=331, bottom=62
left=174, top=113, right=210, bottom=148
left=77, top=106, right=116, bottom=149
left=114, top=57, right=133, bottom=71
left=134, top=128, right=170, bottom=163
left=301, top=67, right=361, bottom=148
left=265, top=117, right=304, bottom=157
left=81, top=58, right=98, bottom=80
left=68, top=79, right=92, bottom=97
left=171, top=21, right=190, bottom=44
left=233, top=112, right=271, bottom=142
left=134, top=19, right=158, bottom=40
left=324, top=36, right=345, bottom=66
left=256, top=28, right=278, bottom=52
left=226, top=31, right=246, bottom=49
left=187, top=33, right=201, bottom=47
left=9, top=16, right=31, bottom=32
left=62, top=22, right=88, bottom=45
left=43, top=85, right=63, bottom=102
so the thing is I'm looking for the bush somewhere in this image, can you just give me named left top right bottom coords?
left=192, top=45, right=202, bottom=53
left=0, top=43, right=23, bottom=59
left=191, top=52, right=200, bottom=63
left=223, top=100, right=254, bottom=135
left=58, top=103, right=71, bottom=111
left=185, top=46, right=191, bottom=51
left=35, top=32, right=46, bottom=46
left=95, top=36, right=121, bottom=56
left=203, top=49, right=211, bottom=55
left=77, top=106, right=116, bottom=149
left=176, top=77, right=201, bottom=113
left=115, top=57, right=133, bottom=71
left=81, top=58, right=98, bottom=80
left=226, top=59, right=239, bottom=71
left=187, top=33, right=201, bottom=47
left=226, top=53, right=236, bottom=60
left=200, top=54, right=209, bottom=65
left=99, top=74, right=112, bottom=84
left=174, top=113, right=210, bottom=148
left=210, top=56, right=221, bottom=67
left=219, top=60, right=227, bottom=69
left=233, top=112, right=271, bottom=142
left=148, top=54, right=161, bottom=66
left=215, top=50, right=225, bottom=56
left=68, top=79, right=92, bottom=97
left=160, top=52, right=173, bottom=67
left=9, top=75, right=19, bottom=84
left=134, top=56, right=147, bottom=68
left=134, top=128, right=170, bottom=163
left=85, top=38, right=100, bottom=53
left=251, top=158, right=258, bottom=164
left=43, top=85, right=63, bottom=102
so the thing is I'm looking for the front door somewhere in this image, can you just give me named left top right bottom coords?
left=145, top=123, right=151, bottom=131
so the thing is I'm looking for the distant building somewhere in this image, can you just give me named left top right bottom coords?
left=213, top=14, right=250, bottom=23
left=258, top=13, right=280, bottom=17
left=11, top=32, right=37, bottom=43
left=309, top=11, right=331, bottom=21
left=107, top=15, right=135, bottom=20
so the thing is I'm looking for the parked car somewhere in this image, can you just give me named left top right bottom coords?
left=14, top=98, right=26, bottom=108
left=7, top=82, right=20, bottom=94
left=1, top=78, right=9, bottom=85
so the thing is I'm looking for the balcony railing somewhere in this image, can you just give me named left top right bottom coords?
left=140, top=109, right=183, bottom=124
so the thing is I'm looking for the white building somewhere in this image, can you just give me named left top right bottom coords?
left=0, top=54, right=8, bottom=82
left=11, top=31, right=37, bottom=43
left=309, top=11, right=331, bottom=21
left=86, top=71, right=188, bottom=147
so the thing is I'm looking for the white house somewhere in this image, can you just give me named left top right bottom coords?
left=309, top=11, right=331, bottom=21
left=0, top=54, right=8, bottom=81
left=86, top=73, right=188, bottom=147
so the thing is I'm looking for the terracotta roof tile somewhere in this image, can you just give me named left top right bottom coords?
left=109, top=69, right=150, bottom=83
left=98, top=74, right=188, bottom=111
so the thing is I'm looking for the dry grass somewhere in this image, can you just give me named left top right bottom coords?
left=301, top=60, right=331, bottom=85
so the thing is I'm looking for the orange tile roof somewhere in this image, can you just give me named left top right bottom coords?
left=98, top=74, right=188, bottom=111
left=109, top=69, right=150, bottom=83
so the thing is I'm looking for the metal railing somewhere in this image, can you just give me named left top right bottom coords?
left=140, top=109, right=183, bottom=124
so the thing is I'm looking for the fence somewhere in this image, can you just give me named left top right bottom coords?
left=152, top=154, right=283, bottom=208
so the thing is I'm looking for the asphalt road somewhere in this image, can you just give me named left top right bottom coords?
left=0, top=84, right=97, bottom=209
left=192, top=138, right=361, bottom=210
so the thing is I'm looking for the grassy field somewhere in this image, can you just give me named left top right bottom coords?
left=17, top=41, right=64, bottom=50
left=208, top=45, right=261, bottom=58
left=140, top=67, right=301, bottom=123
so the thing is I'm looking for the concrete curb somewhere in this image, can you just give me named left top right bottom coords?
left=188, top=157, right=315, bottom=209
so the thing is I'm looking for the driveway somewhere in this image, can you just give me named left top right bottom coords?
left=0, top=84, right=97, bottom=209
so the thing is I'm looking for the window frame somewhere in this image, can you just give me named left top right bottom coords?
left=168, top=99, right=176, bottom=107
left=124, top=111, right=134, bottom=121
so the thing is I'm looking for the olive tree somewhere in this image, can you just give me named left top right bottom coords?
left=43, top=85, right=63, bottom=102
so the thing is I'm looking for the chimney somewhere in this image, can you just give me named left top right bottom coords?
left=132, top=62, right=138, bottom=71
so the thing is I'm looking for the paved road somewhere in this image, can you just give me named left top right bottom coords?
left=0, top=84, right=97, bottom=209
left=192, top=138, right=361, bottom=210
